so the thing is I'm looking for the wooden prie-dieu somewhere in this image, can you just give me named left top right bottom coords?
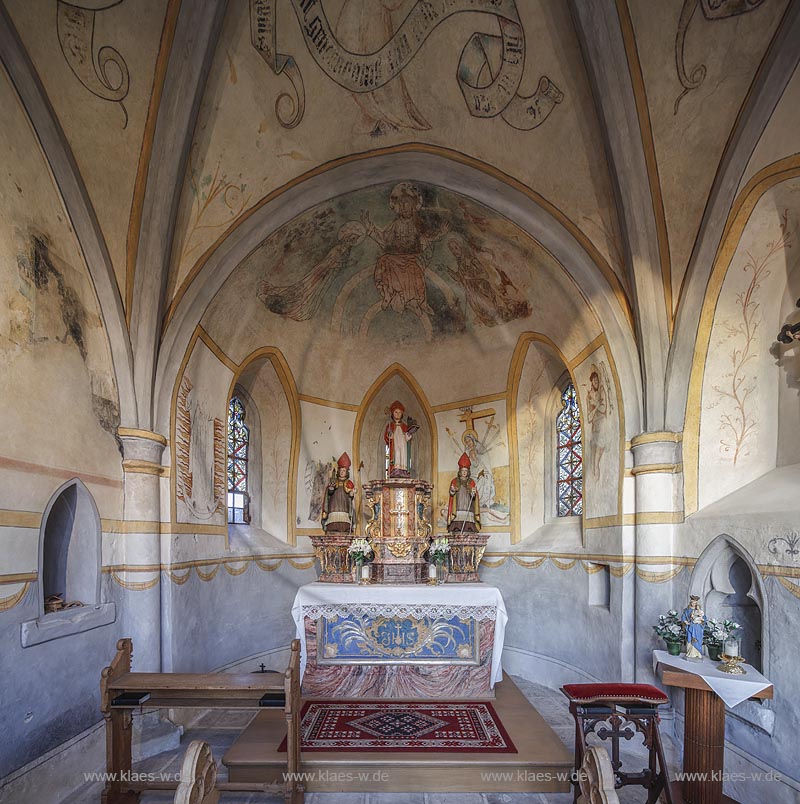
left=99, top=638, right=303, bottom=804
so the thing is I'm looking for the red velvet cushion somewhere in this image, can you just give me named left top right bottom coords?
left=561, top=683, right=668, bottom=704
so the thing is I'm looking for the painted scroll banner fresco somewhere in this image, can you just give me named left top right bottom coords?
left=250, top=0, right=563, bottom=130
left=57, top=0, right=131, bottom=126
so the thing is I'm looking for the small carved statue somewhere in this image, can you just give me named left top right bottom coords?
left=384, top=400, right=419, bottom=478
left=447, top=452, right=481, bottom=533
left=681, top=595, right=706, bottom=659
left=321, top=453, right=355, bottom=533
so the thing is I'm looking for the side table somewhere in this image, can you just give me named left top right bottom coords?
left=655, top=653, right=773, bottom=804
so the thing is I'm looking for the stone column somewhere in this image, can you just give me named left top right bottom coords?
left=630, top=431, right=684, bottom=682
left=116, top=428, right=167, bottom=672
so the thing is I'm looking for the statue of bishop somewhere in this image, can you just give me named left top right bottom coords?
left=321, top=453, right=355, bottom=533
left=447, top=452, right=481, bottom=533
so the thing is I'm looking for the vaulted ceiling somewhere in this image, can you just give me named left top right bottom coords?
left=1, top=0, right=798, bottom=433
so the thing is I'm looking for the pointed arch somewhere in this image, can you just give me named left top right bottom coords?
left=38, top=478, right=102, bottom=615
left=226, top=347, right=301, bottom=545
left=507, top=333, right=581, bottom=544
left=353, top=363, right=437, bottom=484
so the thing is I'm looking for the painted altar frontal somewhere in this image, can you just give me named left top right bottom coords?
left=291, top=582, right=508, bottom=700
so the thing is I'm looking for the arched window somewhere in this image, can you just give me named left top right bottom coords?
left=227, top=396, right=250, bottom=524
left=556, top=382, right=583, bottom=517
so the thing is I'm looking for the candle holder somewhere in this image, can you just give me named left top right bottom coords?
left=426, top=563, right=438, bottom=585
left=718, top=636, right=746, bottom=675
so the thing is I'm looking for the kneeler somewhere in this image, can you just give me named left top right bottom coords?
left=561, top=683, right=674, bottom=804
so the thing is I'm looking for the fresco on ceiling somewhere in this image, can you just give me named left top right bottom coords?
left=673, top=0, right=769, bottom=115
left=251, top=182, right=534, bottom=343
left=249, top=0, right=563, bottom=133
left=57, top=0, right=131, bottom=126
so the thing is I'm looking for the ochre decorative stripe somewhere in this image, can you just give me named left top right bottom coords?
left=630, top=432, right=682, bottom=447
left=630, top=463, right=682, bottom=476
left=298, top=394, right=359, bottom=412
left=0, top=456, right=122, bottom=488
left=0, top=583, right=29, bottom=611
left=609, top=564, right=634, bottom=577
left=615, top=0, right=673, bottom=335
left=121, top=460, right=168, bottom=476
left=568, top=334, right=607, bottom=370
left=125, top=0, right=182, bottom=320
left=431, top=390, right=507, bottom=413
left=510, top=555, right=547, bottom=569
left=0, top=510, right=41, bottom=528
left=636, top=566, right=684, bottom=583
left=223, top=561, right=249, bottom=576
left=777, top=577, right=800, bottom=599
left=109, top=571, right=160, bottom=591
left=117, top=428, right=168, bottom=446
left=0, top=571, right=38, bottom=585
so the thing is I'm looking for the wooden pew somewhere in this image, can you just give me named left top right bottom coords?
left=100, top=638, right=303, bottom=804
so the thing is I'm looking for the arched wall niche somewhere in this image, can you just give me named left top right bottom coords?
left=508, top=333, right=584, bottom=545
left=510, top=338, right=574, bottom=542
left=689, top=534, right=769, bottom=678
left=38, top=478, right=102, bottom=613
left=683, top=167, right=800, bottom=514
left=225, top=347, right=299, bottom=544
left=354, top=364, right=436, bottom=493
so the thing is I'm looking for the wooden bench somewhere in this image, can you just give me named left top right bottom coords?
left=99, top=638, right=303, bottom=803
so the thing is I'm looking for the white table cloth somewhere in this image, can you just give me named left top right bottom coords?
left=653, top=649, right=772, bottom=708
left=291, top=582, right=508, bottom=685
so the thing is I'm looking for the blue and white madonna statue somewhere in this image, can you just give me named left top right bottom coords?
left=681, top=595, right=706, bottom=659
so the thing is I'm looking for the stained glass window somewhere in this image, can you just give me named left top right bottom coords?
left=556, top=382, right=583, bottom=517
left=227, top=397, right=249, bottom=524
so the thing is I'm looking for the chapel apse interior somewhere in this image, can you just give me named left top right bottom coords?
left=1, top=0, right=800, bottom=801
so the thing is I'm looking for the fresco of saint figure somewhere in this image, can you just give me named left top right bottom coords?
left=586, top=363, right=611, bottom=479
left=257, top=222, right=365, bottom=321
left=445, top=238, right=531, bottom=327
left=362, top=183, right=449, bottom=318
left=335, top=0, right=431, bottom=135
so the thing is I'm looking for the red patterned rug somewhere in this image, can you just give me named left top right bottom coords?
left=279, top=700, right=517, bottom=753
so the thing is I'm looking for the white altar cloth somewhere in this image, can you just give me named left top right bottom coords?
left=291, top=582, right=508, bottom=686
left=653, top=650, right=772, bottom=708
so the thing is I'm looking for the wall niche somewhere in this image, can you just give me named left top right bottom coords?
left=21, top=479, right=114, bottom=646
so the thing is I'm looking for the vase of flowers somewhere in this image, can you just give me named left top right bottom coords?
left=428, top=537, right=451, bottom=584
left=704, top=617, right=740, bottom=661
left=653, top=609, right=683, bottom=655
left=348, top=538, right=373, bottom=584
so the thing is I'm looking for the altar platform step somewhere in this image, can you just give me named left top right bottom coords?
left=222, top=675, right=573, bottom=793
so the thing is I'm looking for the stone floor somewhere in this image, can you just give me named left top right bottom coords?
left=63, top=677, right=680, bottom=804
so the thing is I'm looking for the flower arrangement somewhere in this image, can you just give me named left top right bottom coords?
left=653, top=609, right=683, bottom=646
left=428, top=537, right=450, bottom=565
left=704, top=618, right=740, bottom=647
left=348, top=538, right=373, bottom=564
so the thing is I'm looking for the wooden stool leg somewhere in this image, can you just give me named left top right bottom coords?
left=683, top=687, right=726, bottom=804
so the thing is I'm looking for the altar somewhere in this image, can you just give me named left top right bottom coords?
left=291, top=582, right=507, bottom=700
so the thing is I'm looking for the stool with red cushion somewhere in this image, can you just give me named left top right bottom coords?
left=561, top=683, right=673, bottom=804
